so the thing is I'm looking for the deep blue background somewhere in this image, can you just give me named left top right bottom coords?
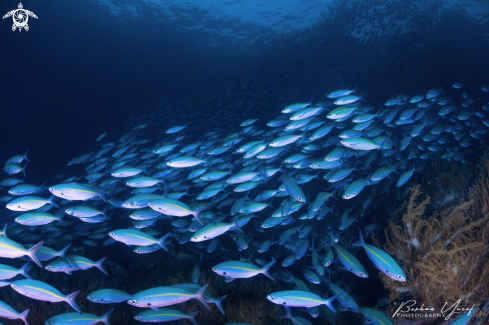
left=1, top=0, right=489, bottom=181
left=0, top=0, right=244, bottom=180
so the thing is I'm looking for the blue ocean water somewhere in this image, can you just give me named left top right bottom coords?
left=0, top=0, right=489, bottom=324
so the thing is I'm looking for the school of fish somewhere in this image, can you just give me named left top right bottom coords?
left=0, top=82, right=488, bottom=325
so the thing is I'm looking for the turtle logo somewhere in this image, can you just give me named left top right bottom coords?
left=3, top=3, right=38, bottom=32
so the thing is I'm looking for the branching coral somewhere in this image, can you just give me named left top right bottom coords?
left=469, top=160, right=489, bottom=218
left=381, top=183, right=489, bottom=311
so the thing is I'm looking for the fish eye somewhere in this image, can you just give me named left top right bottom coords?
left=136, top=317, right=142, bottom=320
left=49, top=188, right=54, bottom=192
left=283, top=302, right=287, bottom=305
left=397, top=275, right=403, bottom=279
left=46, top=265, right=52, bottom=270
left=89, top=295, right=94, bottom=299
left=109, top=232, right=114, bottom=236
left=11, top=284, right=16, bottom=288
left=136, top=248, right=141, bottom=252
left=360, top=272, right=365, bottom=277
left=130, top=299, right=136, bottom=304
left=148, top=202, right=153, bottom=206
left=212, top=267, right=217, bottom=271
left=147, top=303, right=151, bottom=306
left=270, top=296, right=275, bottom=300
left=223, top=272, right=227, bottom=275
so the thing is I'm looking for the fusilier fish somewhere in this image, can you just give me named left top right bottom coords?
left=0, top=300, right=29, bottom=325
left=8, top=279, right=81, bottom=313
left=266, top=290, right=337, bottom=313
left=86, top=289, right=131, bottom=303
left=108, top=229, right=170, bottom=251
left=44, top=308, right=114, bottom=325
left=128, top=284, right=210, bottom=310
left=353, top=229, right=406, bottom=281
left=212, top=260, right=275, bottom=282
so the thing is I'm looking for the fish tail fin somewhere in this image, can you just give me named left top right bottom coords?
left=1, top=223, right=8, bottom=238
left=19, top=309, right=29, bottom=325
left=188, top=311, right=200, bottom=325
left=325, top=295, right=337, bottom=313
left=101, top=307, right=114, bottom=325
left=23, top=149, right=30, bottom=163
left=232, top=216, right=243, bottom=233
left=162, top=186, right=170, bottom=198
left=352, top=228, right=365, bottom=247
left=22, top=163, right=28, bottom=177
left=20, top=262, right=32, bottom=279
left=195, top=284, right=210, bottom=310
left=204, top=156, right=212, bottom=166
left=285, top=270, right=294, bottom=283
left=48, top=195, right=59, bottom=208
left=261, top=259, right=276, bottom=281
left=57, top=213, right=66, bottom=226
left=39, top=180, right=47, bottom=192
left=0, top=281, right=11, bottom=287
left=296, top=224, right=305, bottom=234
left=267, top=197, right=276, bottom=210
left=193, top=211, right=204, bottom=226
left=99, top=183, right=109, bottom=203
left=66, top=290, right=82, bottom=313
left=157, top=232, right=171, bottom=252
left=183, top=187, right=190, bottom=197
left=101, top=205, right=110, bottom=218
left=28, top=241, right=43, bottom=268
left=58, top=243, right=72, bottom=265
left=95, top=257, right=108, bottom=275
left=214, top=295, right=227, bottom=315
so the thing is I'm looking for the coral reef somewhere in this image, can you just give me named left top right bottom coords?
left=379, top=166, right=489, bottom=318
